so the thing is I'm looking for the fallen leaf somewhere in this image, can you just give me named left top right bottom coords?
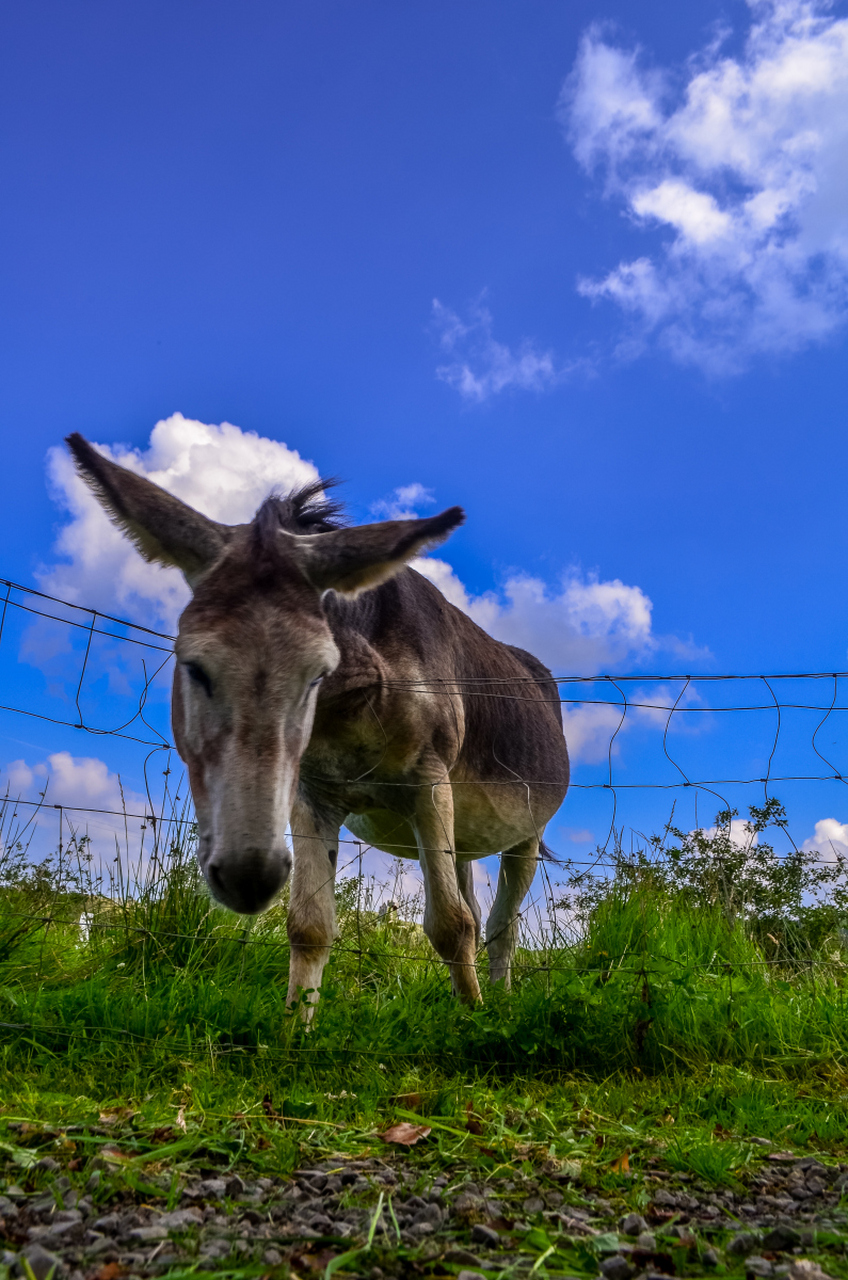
left=379, top=1121, right=432, bottom=1146
left=175, top=1106, right=187, bottom=1133
left=393, top=1092, right=421, bottom=1110
left=91, top=1264, right=127, bottom=1280
left=101, top=1145, right=132, bottom=1164
left=465, top=1100, right=484, bottom=1137
left=150, top=1127, right=176, bottom=1144
left=610, top=1151, right=630, bottom=1174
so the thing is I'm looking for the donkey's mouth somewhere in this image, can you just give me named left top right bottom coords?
left=206, top=847, right=292, bottom=915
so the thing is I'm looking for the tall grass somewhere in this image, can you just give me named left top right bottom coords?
left=1, top=792, right=847, bottom=1119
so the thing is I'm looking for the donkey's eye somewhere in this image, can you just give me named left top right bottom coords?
left=185, top=662, right=213, bottom=697
left=309, top=674, right=325, bottom=690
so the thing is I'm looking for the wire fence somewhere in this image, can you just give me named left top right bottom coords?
left=0, top=573, right=847, bottom=987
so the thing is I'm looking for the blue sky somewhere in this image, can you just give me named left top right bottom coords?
left=0, top=0, right=846, bottom=886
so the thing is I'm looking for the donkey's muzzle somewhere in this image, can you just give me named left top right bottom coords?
left=206, top=847, right=292, bottom=915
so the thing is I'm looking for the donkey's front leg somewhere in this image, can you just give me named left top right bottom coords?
left=286, top=799, right=343, bottom=1015
left=415, top=781, right=482, bottom=1005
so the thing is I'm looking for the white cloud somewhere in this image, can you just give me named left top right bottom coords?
left=371, top=483, right=436, bottom=521
left=42, top=413, right=320, bottom=632
left=562, top=0, right=848, bottom=370
left=414, top=555, right=704, bottom=763
left=417, top=555, right=663, bottom=669
left=699, top=817, right=759, bottom=849
left=2, top=751, right=151, bottom=873
left=432, top=299, right=563, bottom=401
left=802, top=817, right=848, bottom=863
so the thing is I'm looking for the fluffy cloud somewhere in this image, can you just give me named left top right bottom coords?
left=3, top=751, right=151, bottom=872
left=415, top=556, right=703, bottom=763
left=562, top=0, right=848, bottom=370
left=802, top=817, right=848, bottom=863
left=432, top=299, right=564, bottom=401
left=42, top=413, right=320, bottom=632
left=371, top=483, right=436, bottom=521
left=417, top=555, right=664, bottom=671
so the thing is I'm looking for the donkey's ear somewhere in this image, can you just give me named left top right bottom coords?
left=66, top=433, right=230, bottom=586
left=297, top=507, right=465, bottom=596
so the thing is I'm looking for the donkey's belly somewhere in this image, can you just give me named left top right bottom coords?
left=344, top=786, right=546, bottom=861
left=344, top=811, right=419, bottom=859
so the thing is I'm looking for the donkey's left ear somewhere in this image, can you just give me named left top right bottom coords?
left=296, top=507, right=464, bottom=596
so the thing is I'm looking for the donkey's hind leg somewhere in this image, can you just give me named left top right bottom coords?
left=485, top=837, right=538, bottom=988
left=456, top=859, right=482, bottom=949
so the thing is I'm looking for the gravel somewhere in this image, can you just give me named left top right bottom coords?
left=2, top=1145, right=848, bottom=1277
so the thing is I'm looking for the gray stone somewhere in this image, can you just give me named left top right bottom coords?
left=787, top=1263, right=836, bottom=1280
left=412, top=1203, right=442, bottom=1226
left=263, top=1248, right=282, bottom=1266
left=762, top=1226, right=802, bottom=1251
left=728, top=1232, right=761, bottom=1256
left=636, top=1232, right=657, bottom=1250
left=746, top=1258, right=774, bottom=1277
left=702, top=1247, right=720, bottom=1267
left=523, top=1196, right=545, bottom=1215
left=621, top=1213, right=648, bottom=1236
left=19, top=1244, right=63, bottom=1280
left=92, top=1214, right=122, bottom=1233
left=155, top=1208, right=203, bottom=1230
left=453, top=1192, right=483, bottom=1214
left=456, top=1272, right=487, bottom=1280
left=34, top=1158, right=61, bottom=1174
left=599, top=1257, right=633, bottom=1280
left=471, top=1224, right=500, bottom=1247
left=128, top=1226, right=168, bottom=1242
left=197, top=1178, right=227, bottom=1198
left=651, top=1189, right=678, bottom=1208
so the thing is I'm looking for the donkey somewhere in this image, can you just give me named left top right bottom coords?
left=67, top=434, right=569, bottom=1005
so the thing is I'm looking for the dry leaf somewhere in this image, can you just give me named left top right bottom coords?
left=175, top=1106, right=187, bottom=1133
left=465, top=1100, right=484, bottom=1136
left=101, top=1145, right=131, bottom=1164
left=379, top=1121, right=432, bottom=1146
left=610, top=1151, right=630, bottom=1174
left=393, top=1092, right=421, bottom=1110
left=91, top=1263, right=127, bottom=1280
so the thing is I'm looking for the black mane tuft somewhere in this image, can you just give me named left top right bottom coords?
left=259, top=479, right=345, bottom=536
left=251, top=479, right=345, bottom=560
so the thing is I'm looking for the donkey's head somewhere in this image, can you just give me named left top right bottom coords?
left=67, top=434, right=463, bottom=914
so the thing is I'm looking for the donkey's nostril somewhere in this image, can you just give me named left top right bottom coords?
left=207, top=862, right=226, bottom=898
left=206, top=849, right=287, bottom=915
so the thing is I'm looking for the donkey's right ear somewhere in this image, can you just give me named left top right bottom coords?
left=66, top=434, right=230, bottom=587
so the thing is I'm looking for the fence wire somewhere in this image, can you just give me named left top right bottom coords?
left=0, top=575, right=846, bottom=991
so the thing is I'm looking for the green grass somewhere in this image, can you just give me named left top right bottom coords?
left=2, top=807, right=848, bottom=1271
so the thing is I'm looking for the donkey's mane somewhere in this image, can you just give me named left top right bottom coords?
left=252, top=480, right=345, bottom=548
